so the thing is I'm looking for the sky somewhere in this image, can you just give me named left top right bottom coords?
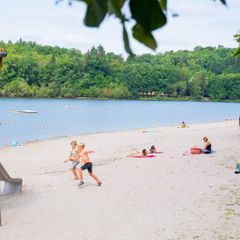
left=0, top=0, right=239, bottom=55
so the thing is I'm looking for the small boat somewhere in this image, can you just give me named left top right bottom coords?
left=17, top=110, right=38, bottom=114
left=13, top=110, right=38, bottom=114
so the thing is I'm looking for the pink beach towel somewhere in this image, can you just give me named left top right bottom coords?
left=130, top=154, right=156, bottom=158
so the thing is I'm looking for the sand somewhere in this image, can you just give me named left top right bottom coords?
left=0, top=120, right=240, bottom=240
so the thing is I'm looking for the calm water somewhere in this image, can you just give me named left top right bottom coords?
left=0, top=98, right=239, bottom=147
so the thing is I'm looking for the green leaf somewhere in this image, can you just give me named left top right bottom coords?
left=132, top=24, right=157, bottom=50
left=219, top=0, right=227, bottom=5
left=234, top=33, right=240, bottom=43
left=83, top=0, right=108, bottom=27
left=108, top=0, right=126, bottom=20
left=233, top=48, right=240, bottom=57
left=122, top=24, right=134, bottom=56
left=160, top=0, right=167, bottom=11
left=129, top=0, right=167, bottom=31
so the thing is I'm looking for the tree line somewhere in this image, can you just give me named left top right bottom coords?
left=0, top=40, right=240, bottom=101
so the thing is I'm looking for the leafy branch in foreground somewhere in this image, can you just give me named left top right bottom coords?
left=56, top=0, right=227, bottom=55
left=233, top=33, right=240, bottom=57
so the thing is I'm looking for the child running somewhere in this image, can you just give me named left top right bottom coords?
left=77, top=143, right=102, bottom=186
left=64, top=140, right=80, bottom=180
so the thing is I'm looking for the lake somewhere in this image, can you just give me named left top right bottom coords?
left=0, top=98, right=239, bottom=147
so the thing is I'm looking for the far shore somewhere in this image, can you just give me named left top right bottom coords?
left=1, top=120, right=240, bottom=240
left=1, top=96, right=240, bottom=103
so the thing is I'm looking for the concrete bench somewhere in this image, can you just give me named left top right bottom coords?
left=0, top=162, right=22, bottom=195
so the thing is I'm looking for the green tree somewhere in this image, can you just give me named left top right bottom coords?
left=208, top=73, right=240, bottom=100
left=107, top=83, right=132, bottom=99
left=60, top=81, right=77, bottom=97
left=1, top=40, right=240, bottom=101
left=1, top=78, right=32, bottom=97
left=36, top=85, right=56, bottom=97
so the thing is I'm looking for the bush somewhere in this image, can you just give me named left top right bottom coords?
left=1, top=78, right=32, bottom=97
left=107, top=83, right=132, bottom=99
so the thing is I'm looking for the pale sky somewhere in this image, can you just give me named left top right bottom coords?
left=0, top=0, right=239, bottom=55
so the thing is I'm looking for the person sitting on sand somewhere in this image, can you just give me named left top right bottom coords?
left=64, top=140, right=80, bottom=180
left=181, top=121, right=187, bottom=128
left=177, top=121, right=188, bottom=128
left=128, top=149, right=148, bottom=157
left=202, top=137, right=212, bottom=154
left=149, top=145, right=157, bottom=154
left=77, top=143, right=102, bottom=186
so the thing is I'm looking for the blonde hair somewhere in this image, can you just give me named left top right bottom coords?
left=78, top=143, right=85, bottom=148
left=71, top=140, right=77, bottom=146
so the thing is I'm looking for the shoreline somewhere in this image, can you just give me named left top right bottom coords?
left=1, top=96, right=240, bottom=103
left=0, top=119, right=237, bottom=150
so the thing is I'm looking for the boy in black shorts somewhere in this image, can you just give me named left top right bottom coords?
left=77, top=143, right=102, bottom=187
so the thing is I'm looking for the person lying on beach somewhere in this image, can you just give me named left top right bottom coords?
left=149, top=145, right=157, bottom=153
left=128, top=149, right=148, bottom=157
left=64, top=140, right=80, bottom=180
left=128, top=149, right=160, bottom=158
left=202, top=137, right=212, bottom=154
left=77, top=143, right=102, bottom=186
left=235, top=160, right=240, bottom=174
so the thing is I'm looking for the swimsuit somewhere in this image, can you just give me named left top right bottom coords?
left=203, top=144, right=212, bottom=154
left=130, top=155, right=156, bottom=158
left=80, top=162, right=93, bottom=173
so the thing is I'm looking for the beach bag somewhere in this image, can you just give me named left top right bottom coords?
left=191, top=147, right=202, bottom=154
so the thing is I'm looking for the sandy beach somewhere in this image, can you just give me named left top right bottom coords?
left=0, top=120, right=240, bottom=240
